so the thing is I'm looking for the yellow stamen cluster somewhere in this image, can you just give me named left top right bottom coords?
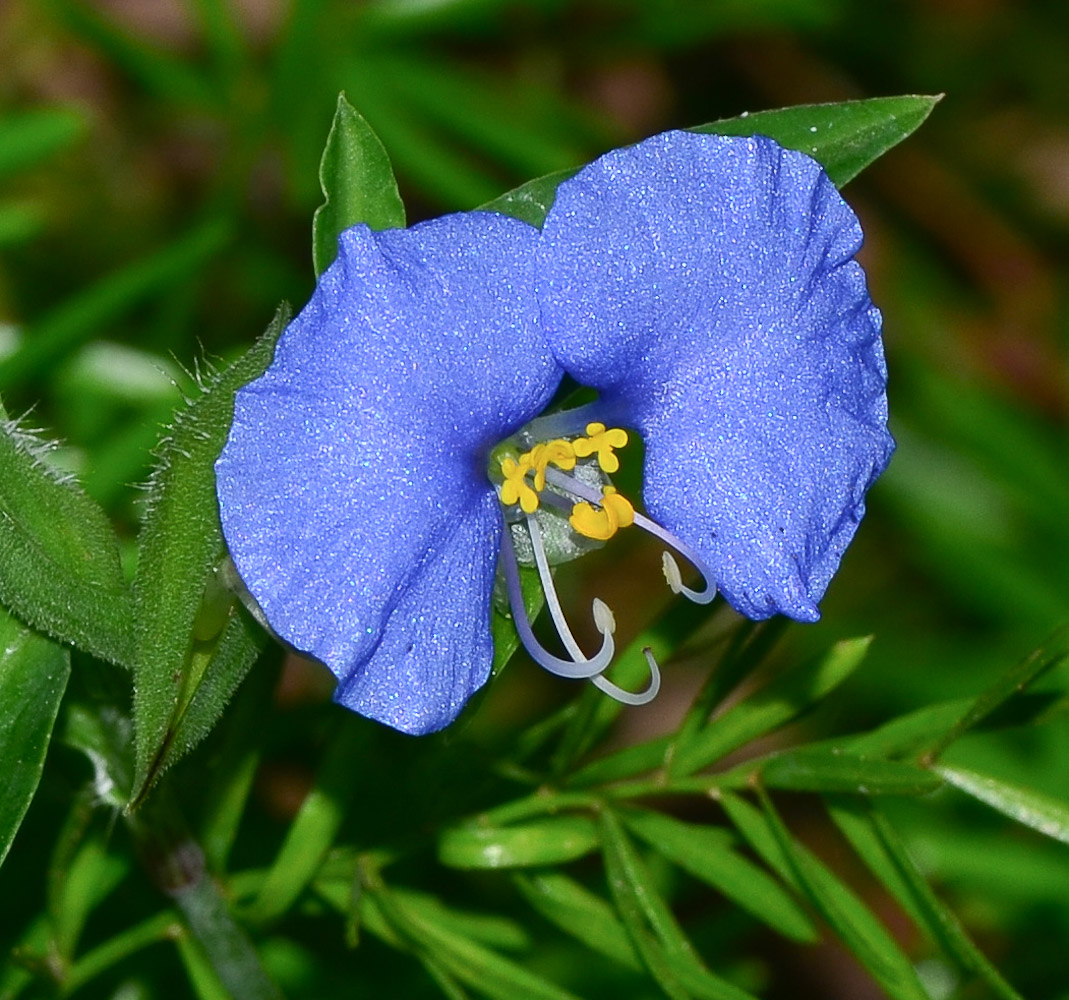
left=568, top=486, right=635, bottom=541
left=573, top=422, right=629, bottom=473
left=499, top=456, right=539, bottom=513
left=497, top=423, right=634, bottom=541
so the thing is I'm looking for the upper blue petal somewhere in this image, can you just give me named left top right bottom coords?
left=216, top=212, right=562, bottom=734
left=536, top=131, right=893, bottom=621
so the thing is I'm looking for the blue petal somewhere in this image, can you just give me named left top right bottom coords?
left=216, top=212, right=561, bottom=734
left=537, top=131, right=893, bottom=621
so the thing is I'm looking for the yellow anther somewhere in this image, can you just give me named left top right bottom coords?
left=527, top=439, right=576, bottom=491
left=499, top=455, right=539, bottom=513
left=573, top=422, right=629, bottom=473
left=569, top=487, right=635, bottom=541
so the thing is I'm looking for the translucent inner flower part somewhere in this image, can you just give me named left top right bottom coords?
left=491, top=410, right=719, bottom=704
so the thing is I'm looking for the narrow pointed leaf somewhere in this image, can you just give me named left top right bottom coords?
left=671, top=636, right=872, bottom=777
left=842, top=698, right=971, bottom=758
left=0, top=407, right=133, bottom=666
left=131, top=308, right=287, bottom=803
left=246, top=720, right=373, bottom=924
left=484, top=95, right=940, bottom=226
left=936, top=765, right=1069, bottom=845
left=697, top=94, right=942, bottom=186
left=439, top=816, right=599, bottom=869
left=922, top=624, right=1069, bottom=763
left=373, top=888, right=582, bottom=1000
left=624, top=810, right=818, bottom=943
left=749, top=791, right=928, bottom=1000
left=513, top=872, right=641, bottom=969
left=0, top=606, right=70, bottom=867
left=599, top=808, right=759, bottom=1000
left=312, top=93, right=405, bottom=276
left=828, top=797, right=1024, bottom=1000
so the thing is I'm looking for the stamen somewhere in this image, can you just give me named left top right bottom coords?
left=573, top=422, right=628, bottom=473
left=526, top=512, right=661, bottom=707
left=569, top=487, right=635, bottom=541
left=499, top=522, right=616, bottom=679
left=500, top=455, right=538, bottom=513
left=528, top=439, right=576, bottom=491
left=543, top=466, right=717, bottom=605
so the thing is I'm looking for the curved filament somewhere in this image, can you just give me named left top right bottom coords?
left=592, top=647, right=662, bottom=706
left=543, top=467, right=718, bottom=605
left=499, top=523, right=615, bottom=678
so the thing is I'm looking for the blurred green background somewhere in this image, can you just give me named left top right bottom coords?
left=1, top=1, right=1067, bottom=997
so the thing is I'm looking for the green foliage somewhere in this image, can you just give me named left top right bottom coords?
left=483, top=95, right=940, bottom=226
left=130, top=308, right=287, bottom=803
left=0, top=605, right=70, bottom=868
left=696, top=95, right=942, bottom=187
left=0, top=402, right=133, bottom=666
left=1, top=5, right=1067, bottom=996
left=312, top=93, right=406, bottom=276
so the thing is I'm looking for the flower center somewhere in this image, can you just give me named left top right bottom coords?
left=490, top=410, right=718, bottom=705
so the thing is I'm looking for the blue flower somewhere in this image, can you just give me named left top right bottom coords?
left=535, top=131, right=893, bottom=622
left=216, top=213, right=563, bottom=735
left=215, top=129, right=892, bottom=736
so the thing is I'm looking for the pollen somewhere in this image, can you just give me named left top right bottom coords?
left=573, top=422, right=629, bottom=473
left=528, top=438, right=576, bottom=491
left=569, top=486, right=635, bottom=541
left=499, top=455, right=539, bottom=513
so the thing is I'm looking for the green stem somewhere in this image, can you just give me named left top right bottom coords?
left=129, top=791, right=283, bottom=1000
left=476, top=771, right=752, bottom=826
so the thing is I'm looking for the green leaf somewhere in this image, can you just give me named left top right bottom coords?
left=670, top=636, right=872, bottom=777
left=372, top=887, right=582, bottom=1000
left=0, top=107, right=85, bottom=177
left=739, top=791, right=928, bottom=1000
left=935, top=764, right=1069, bottom=845
left=921, top=623, right=1069, bottom=763
left=245, top=719, right=372, bottom=924
left=828, top=797, right=1024, bottom=1000
left=491, top=562, right=544, bottom=676
left=513, top=871, right=640, bottom=970
left=160, top=607, right=269, bottom=778
left=623, top=810, right=818, bottom=944
left=841, top=698, right=972, bottom=758
left=484, top=95, right=940, bottom=227
left=480, top=167, right=577, bottom=228
left=0, top=409, right=134, bottom=666
left=599, top=808, right=759, bottom=1000
left=566, top=733, right=671, bottom=787
left=130, top=307, right=287, bottom=804
left=51, top=831, right=131, bottom=960
left=758, top=747, right=941, bottom=796
left=439, top=816, right=599, bottom=870
left=667, top=620, right=787, bottom=773
left=63, top=702, right=135, bottom=809
left=65, top=911, right=183, bottom=995
left=696, top=94, right=942, bottom=187
left=389, top=889, right=530, bottom=952
left=0, top=606, right=70, bottom=868
left=312, top=93, right=405, bottom=276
